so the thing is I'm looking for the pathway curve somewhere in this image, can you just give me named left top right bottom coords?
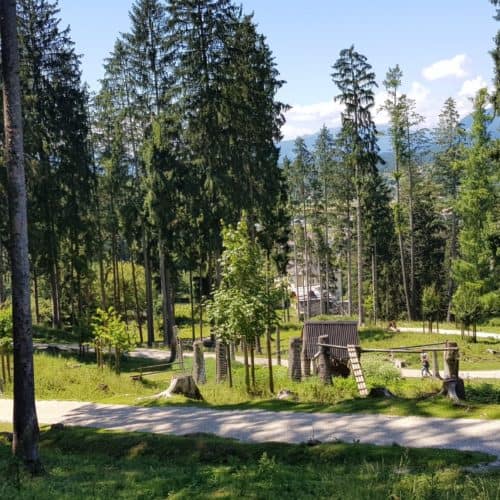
left=1, top=399, right=499, bottom=461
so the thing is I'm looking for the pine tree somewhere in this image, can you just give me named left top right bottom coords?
left=17, top=0, right=94, bottom=328
left=453, top=88, right=500, bottom=339
left=332, top=46, right=380, bottom=325
left=432, top=97, right=466, bottom=319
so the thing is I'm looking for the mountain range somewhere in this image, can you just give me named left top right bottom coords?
left=278, top=112, right=500, bottom=171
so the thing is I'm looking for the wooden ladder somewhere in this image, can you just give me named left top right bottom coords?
left=347, top=344, right=368, bottom=397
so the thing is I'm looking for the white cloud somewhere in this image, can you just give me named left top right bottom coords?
left=408, top=81, right=431, bottom=103
left=422, top=54, right=468, bottom=81
left=455, top=75, right=492, bottom=118
left=458, top=75, right=488, bottom=97
left=282, top=100, right=343, bottom=139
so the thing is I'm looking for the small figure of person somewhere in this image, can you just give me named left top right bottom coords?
left=387, top=320, right=400, bottom=332
left=421, top=352, right=431, bottom=377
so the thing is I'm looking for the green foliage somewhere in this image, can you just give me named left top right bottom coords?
left=452, top=88, right=499, bottom=327
left=0, top=307, right=12, bottom=338
left=208, top=218, right=280, bottom=345
left=422, top=284, right=442, bottom=320
left=92, top=307, right=132, bottom=373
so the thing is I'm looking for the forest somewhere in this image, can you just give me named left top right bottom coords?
left=0, top=0, right=497, bottom=344
left=0, top=0, right=499, bottom=477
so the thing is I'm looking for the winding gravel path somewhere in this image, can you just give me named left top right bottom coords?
left=1, top=399, right=500, bottom=461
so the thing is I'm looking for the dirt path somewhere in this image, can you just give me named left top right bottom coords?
left=1, top=398, right=499, bottom=461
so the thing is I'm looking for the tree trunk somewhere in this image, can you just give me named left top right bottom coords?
left=371, top=245, right=378, bottom=325
left=131, top=258, right=143, bottom=344
left=0, top=0, right=41, bottom=471
left=33, top=266, right=40, bottom=324
left=292, top=222, right=300, bottom=316
left=265, top=252, right=274, bottom=394
left=346, top=203, right=353, bottom=316
left=355, top=169, right=364, bottom=326
left=143, top=232, right=154, bottom=347
left=189, top=268, right=195, bottom=342
left=0, top=247, right=6, bottom=304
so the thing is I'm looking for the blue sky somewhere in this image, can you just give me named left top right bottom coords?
left=58, top=0, right=498, bottom=139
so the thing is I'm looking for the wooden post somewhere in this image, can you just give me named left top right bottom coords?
left=316, top=335, right=332, bottom=385
left=442, top=341, right=465, bottom=401
left=444, top=341, right=459, bottom=379
left=288, top=338, right=302, bottom=381
left=192, top=340, right=206, bottom=385
left=432, top=350, right=441, bottom=379
left=215, top=340, right=228, bottom=384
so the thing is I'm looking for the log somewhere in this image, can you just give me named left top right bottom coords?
left=157, top=375, right=203, bottom=400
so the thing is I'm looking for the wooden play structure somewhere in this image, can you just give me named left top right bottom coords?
left=301, top=321, right=359, bottom=377
left=293, top=321, right=464, bottom=401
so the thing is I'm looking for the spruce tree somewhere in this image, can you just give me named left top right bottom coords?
left=332, top=46, right=380, bottom=325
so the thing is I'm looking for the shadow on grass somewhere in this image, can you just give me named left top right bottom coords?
left=32, top=424, right=492, bottom=469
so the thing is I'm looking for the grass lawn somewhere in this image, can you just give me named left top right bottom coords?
left=0, top=424, right=498, bottom=499
left=2, top=351, right=500, bottom=419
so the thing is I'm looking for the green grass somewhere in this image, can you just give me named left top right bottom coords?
left=0, top=424, right=498, bottom=499
left=359, top=329, right=500, bottom=370
left=3, top=351, right=500, bottom=419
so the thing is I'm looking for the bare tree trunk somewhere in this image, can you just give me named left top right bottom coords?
left=143, top=232, right=154, bottom=347
left=292, top=222, right=300, bottom=317
left=189, top=268, right=195, bottom=342
left=355, top=168, right=364, bottom=325
left=131, top=258, right=143, bottom=344
left=407, top=156, right=416, bottom=318
left=446, top=212, right=458, bottom=321
left=371, top=246, right=378, bottom=325
left=33, top=266, right=40, bottom=324
left=0, top=246, right=6, bottom=304
left=346, top=203, right=353, bottom=316
left=159, top=241, right=171, bottom=346
left=0, top=0, right=41, bottom=471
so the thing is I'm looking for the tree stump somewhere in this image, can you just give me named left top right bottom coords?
left=288, top=337, right=302, bottom=381
left=192, top=340, right=206, bottom=385
left=158, top=375, right=203, bottom=400
left=215, top=340, right=228, bottom=383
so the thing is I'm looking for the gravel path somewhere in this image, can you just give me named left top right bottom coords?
left=1, top=399, right=499, bottom=461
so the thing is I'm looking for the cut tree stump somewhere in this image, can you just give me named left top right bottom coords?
left=440, top=378, right=465, bottom=402
left=157, top=375, right=203, bottom=400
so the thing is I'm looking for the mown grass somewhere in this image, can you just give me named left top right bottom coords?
left=2, top=351, right=500, bottom=419
left=0, top=424, right=498, bottom=499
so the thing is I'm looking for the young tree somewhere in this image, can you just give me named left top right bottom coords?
left=208, top=219, right=274, bottom=393
left=0, top=0, right=41, bottom=471
left=332, top=46, right=380, bottom=325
